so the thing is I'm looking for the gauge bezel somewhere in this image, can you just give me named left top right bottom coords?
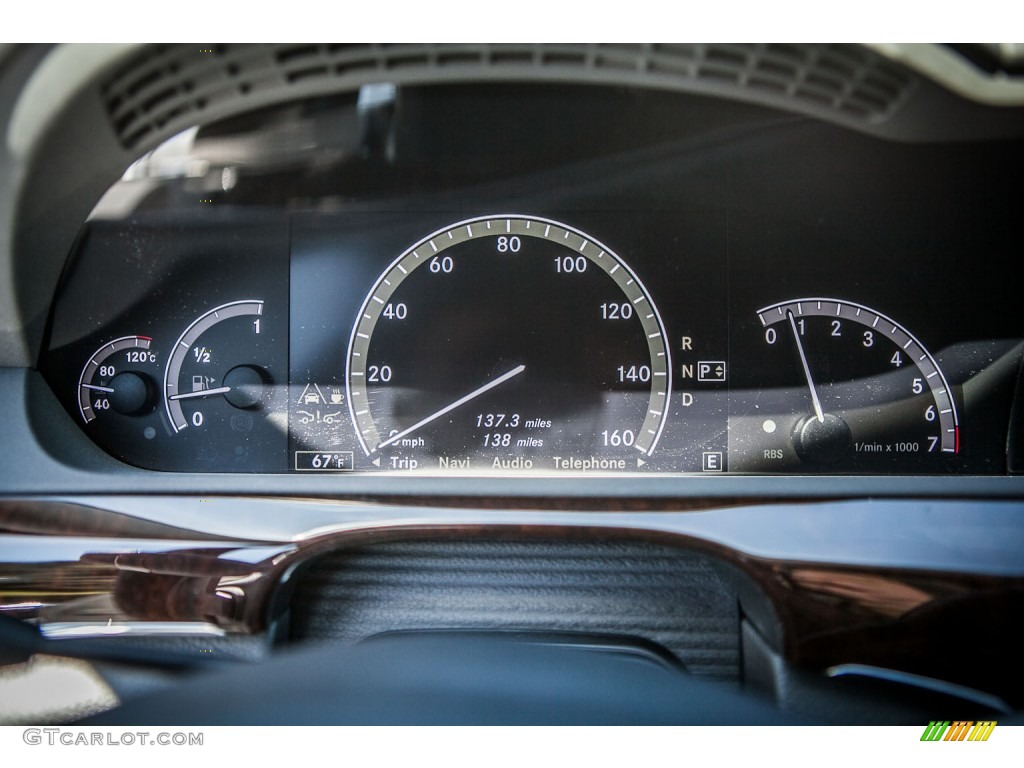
left=344, top=214, right=674, bottom=458
left=756, top=297, right=960, bottom=455
left=162, top=300, right=265, bottom=433
left=77, top=335, right=155, bottom=424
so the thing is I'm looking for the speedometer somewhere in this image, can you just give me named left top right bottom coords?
left=345, top=215, right=671, bottom=472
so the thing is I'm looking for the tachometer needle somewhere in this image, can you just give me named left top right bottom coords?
left=787, top=310, right=825, bottom=423
left=377, top=364, right=526, bottom=450
left=169, top=386, right=232, bottom=401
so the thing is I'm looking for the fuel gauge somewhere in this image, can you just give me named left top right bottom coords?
left=162, top=300, right=287, bottom=471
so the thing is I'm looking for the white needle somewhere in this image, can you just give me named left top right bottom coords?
left=377, top=364, right=526, bottom=450
left=170, top=386, right=232, bottom=401
left=787, top=310, right=825, bottom=423
left=82, top=383, right=115, bottom=393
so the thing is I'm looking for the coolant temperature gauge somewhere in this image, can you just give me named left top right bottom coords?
left=78, top=336, right=158, bottom=422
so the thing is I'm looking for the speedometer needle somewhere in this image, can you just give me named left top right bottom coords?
left=376, top=364, right=526, bottom=451
left=170, top=386, right=232, bottom=401
left=787, top=311, right=825, bottom=423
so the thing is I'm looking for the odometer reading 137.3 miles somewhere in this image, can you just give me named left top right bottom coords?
left=345, top=215, right=672, bottom=472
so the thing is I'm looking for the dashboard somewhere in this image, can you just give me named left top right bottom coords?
left=2, top=43, right=1024, bottom=725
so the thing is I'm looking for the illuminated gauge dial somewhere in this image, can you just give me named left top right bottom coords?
left=163, top=300, right=287, bottom=471
left=730, top=298, right=959, bottom=472
left=78, top=335, right=158, bottom=422
left=346, top=215, right=672, bottom=472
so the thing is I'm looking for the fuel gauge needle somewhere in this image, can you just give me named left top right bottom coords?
left=170, top=386, right=232, bottom=401
left=377, top=364, right=526, bottom=451
left=787, top=310, right=825, bottom=423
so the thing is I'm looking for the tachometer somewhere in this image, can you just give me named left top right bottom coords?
left=729, top=298, right=959, bottom=472
left=345, top=215, right=671, bottom=472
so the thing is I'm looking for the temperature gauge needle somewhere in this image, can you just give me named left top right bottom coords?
left=377, top=364, right=526, bottom=451
left=787, top=310, right=825, bottom=423
left=169, top=386, right=232, bottom=401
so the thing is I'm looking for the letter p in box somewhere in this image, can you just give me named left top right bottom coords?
left=697, top=361, right=726, bottom=383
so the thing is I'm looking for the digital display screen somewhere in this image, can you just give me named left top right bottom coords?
left=288, top=211, right=729, bottom=474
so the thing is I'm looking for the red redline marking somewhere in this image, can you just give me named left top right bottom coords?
left=138, top=336, right=152, bottom=341
left=955, top=426, right=960, bottom=454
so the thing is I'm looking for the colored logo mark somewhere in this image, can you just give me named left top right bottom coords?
left=920, top=721, right=997, bottom=741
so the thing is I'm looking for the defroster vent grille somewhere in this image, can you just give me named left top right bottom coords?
left=101, top=43, right=914, bottom=150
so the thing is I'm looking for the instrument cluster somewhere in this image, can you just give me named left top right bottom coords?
left=39, top=84, right=1024, bottom=475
